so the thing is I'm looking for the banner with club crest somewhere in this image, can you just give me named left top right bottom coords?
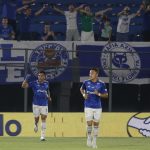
left=0, top=41, right=150, bottom=84
left=0, top=41, right=73, bottom=84
left=76, top=42, right=150, bottom=84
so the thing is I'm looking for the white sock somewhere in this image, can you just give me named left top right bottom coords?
left=93, top=126, right=99, bottom=143
left=87, top=125, right=92, bottom=139
left=41, top=122, right=46, bottom=138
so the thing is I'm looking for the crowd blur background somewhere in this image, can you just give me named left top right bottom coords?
left=0, top=0, right=150, bottom=42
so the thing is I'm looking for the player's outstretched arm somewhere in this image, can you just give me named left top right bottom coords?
left=21, top=74, right=30, bottom=88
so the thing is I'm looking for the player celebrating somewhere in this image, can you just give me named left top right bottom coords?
left=80, top=67, right=108, bottom=148
left=22, top=70, right=51, bottom=141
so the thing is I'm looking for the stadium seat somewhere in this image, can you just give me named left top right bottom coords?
left=29, top=23, right=43, bottom=33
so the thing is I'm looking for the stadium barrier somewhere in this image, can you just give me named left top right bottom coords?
left=0, top=113, right=149, bottom=137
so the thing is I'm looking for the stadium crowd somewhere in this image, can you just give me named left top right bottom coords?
left=0, top=0, right=150, bottom=42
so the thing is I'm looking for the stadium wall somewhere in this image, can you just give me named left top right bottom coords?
left=0, top=83, right=150, bottom=112
left=0, top=113, right=149, bottom=137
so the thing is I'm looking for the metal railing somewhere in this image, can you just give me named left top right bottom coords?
left=0, top=41, right=150, bottom=112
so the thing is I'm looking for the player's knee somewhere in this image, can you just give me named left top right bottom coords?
left=35, top=116, right=39, bottom=121
left=93, top=121, right=99, bottom=126
left=87, top=121, right=93, bottom=126
left=41, top=115, right=47, bottom=121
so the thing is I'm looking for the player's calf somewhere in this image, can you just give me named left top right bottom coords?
left=34, top=123, right=38, bottom=133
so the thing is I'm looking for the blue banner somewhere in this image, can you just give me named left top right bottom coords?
left=77, top=42, right=150, bottom=83
left=0, top=41, right=72, bottom=84
left=0, top=41, right=150, bottom=84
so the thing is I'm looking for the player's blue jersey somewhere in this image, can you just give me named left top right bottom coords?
left=29, top=80, right=49, bottom=106
left=81, top=79, right=108, bottom=108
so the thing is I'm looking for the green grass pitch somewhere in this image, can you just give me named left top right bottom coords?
left=0, top=137, right=149, bottom=150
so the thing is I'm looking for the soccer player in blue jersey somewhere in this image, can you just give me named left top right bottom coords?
left=22, top=70, right=51, bottom=141
left=80, top=67, right=108, bottom=148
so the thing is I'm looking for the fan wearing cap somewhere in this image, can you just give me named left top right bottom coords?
left=116, top=6, right=142, bottom=41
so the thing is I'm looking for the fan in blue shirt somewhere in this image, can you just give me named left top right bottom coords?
left=0, top=17, right=15, bottom=40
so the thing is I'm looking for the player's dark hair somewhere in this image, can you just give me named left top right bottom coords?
left=90, top=67, right=99, bottom=74
left=39, top=70, right=46, bottom=76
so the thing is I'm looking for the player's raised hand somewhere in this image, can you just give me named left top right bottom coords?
left=25, top=74, right=31, bottom=82
left=22, top=74, right=31, bottom=88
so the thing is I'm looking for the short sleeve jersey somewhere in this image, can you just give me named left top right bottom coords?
left=29, top=80, right=49, bottom=106
left=81, top=79, right=108, bottom=108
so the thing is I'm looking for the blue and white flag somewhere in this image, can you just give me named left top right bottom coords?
left=76, top=42, right=150, bottom=84
left=0, top=41, right=73, bottom=84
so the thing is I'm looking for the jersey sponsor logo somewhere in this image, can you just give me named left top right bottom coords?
left=127, top=113, right=150, bottom=137
left=29, top=43, right=69, bottom=80
left=101, top=42, right=141, bottom=83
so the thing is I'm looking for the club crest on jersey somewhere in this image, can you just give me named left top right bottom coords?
left=101, top=42, right=141, bottom=83
left=29, top=43, right=69, bottom=80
